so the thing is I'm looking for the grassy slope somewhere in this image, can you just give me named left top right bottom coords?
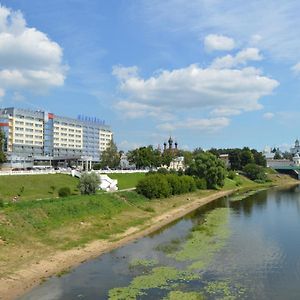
left=0, top=172, right=297, bottom=278
left=0, top=174, right=79, bottom=201
left=106, top=173, right=146, bottom=189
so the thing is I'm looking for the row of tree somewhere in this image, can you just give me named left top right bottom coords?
left=98, top=141, right=269, bottom=174
left=208, top=147, right=266, bottom=170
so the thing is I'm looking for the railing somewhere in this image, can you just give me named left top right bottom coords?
left=0, top=170, right=65, bottom=176
left=97, top=170, right=149, bottom=174
left=0, top=169, right=150, bottom=176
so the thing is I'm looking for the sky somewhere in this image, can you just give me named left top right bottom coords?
left=0, top=0, right=300, bottom=152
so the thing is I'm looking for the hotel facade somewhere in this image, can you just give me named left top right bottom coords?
left=0, top=107, right=113, bottom=168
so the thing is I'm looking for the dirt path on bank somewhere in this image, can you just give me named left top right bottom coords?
left=0, top=189, right=236, bottom=300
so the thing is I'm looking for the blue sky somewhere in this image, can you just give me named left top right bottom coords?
left=0, top=0, right=300, bottom=152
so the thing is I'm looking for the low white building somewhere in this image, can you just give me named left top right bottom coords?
left=169, top=156, right=185, bottom=171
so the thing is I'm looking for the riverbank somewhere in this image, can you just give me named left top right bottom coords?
left=0, top=175, right=298, bottom=300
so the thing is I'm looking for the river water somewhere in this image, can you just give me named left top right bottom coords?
left=20, top=185, right=300, bottom=299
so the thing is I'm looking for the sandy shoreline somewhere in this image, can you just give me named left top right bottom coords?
left=1, top=182, right=298, bottom=300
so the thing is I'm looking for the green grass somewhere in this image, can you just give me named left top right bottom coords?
left=106, top=173, right=146, bottom=190
left=223, top=174, right=254, bottom=190
left=0, top=191, right=149, bottom=246
left=0, top=174, right=79, bottom=201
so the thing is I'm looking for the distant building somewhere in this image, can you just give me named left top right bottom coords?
left=169, top=156, right=185, bottom=171
left=291, top=139, right=300, bottom=155
left=0, top=107, right=113, bottom=169
left=262, top=146, right=275, bottom=159
left=219, top=154, right=230, bottom=168
left=163, top=136, right=178, bottom=153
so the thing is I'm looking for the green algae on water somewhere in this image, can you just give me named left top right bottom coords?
left=163, top=290, right=204, bottom=300
left=108, top=266, right=200, bottom=300
left=129, top=258, right=158, bottom=268
left=169, top=208, right=231, bottom=270
left=204, top=280, right=246, bottom=300
left=229, top=189, right=266, bottom=202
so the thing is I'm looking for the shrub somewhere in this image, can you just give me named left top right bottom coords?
left=194, top=177, right=207, bottom=190
left=157, top=168, right=169, bottom=175
left=0, top=199, right=4, bottom=208
left=136, top=174, right=171, bottom=199
left=228, top=170, right=236, bottom=180
left=243, top=163, right=267, bottom=181
left=58, top=187, right=71, bottom=197
left=165, top=174, right=181, bottom=195
left=180, top=175, right=197, bottom=193
left=143, top=206, right=155, bottom=212
left=177, top=168, right=184, bottom=176
left=78, top=172, right=100, bottom=195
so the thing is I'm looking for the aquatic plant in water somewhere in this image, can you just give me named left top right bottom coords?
left=108, top=266, right=200, bottom=300
left=108, top=208, right=235, bottom=299
left=129, top=258, right=158, bottom=268
left=204, top=280, right=246, bottom=300
left=229, top=189, right=266, bottom=202
left=163, top=290, right=204, bottom=300
left=169, top=208, right=230, bottom=270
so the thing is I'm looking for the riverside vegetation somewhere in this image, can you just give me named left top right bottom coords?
left=0, top=148, right=298, bottom=298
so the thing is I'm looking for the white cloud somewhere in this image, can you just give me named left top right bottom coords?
left=211, top=48, right=263, bottom=69
left=250, top=34, right=262, bottom=45
left=210, top=108, right=241, bottom=117
left=263, top=112, right=275, bottom=119
left=136, top=1, right=300, bottom=61
left=0, top=5, right=66, bottom=94
left=157, top=117, right=230, bottom=132
left=119, top=140, right=142, bottom=151
left=291, top=62, right=300, bottom=75
left=115, top=100, right=174, bottom=121
left=12, top=92, right=25, bottom=102
left=204, top=34, right=235, bottom=51
left=113, top=64, right=278, bottom=120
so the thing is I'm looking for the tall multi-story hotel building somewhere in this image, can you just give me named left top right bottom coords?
left=0, top=107, right=113, bottom=168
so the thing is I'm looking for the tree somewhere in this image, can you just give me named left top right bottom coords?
left=229, top=149, right=242, bottom=170
left=240, top=147, right=254, bottom=167
left=251, top=149, right=267, bottom=167
left=274, top=152, right=282, bottom=160
left=186, top=152, right=226, bottom=189
left=282, top=151, right=293, bottom=160
left=184, top=151, right=193, bottom=167
left=0, top=129, right=6, bottom=164
left=127, top=145, right=162, bottom=169
left=100, top=139, right=120, bottom=169
left=161, top=149, right=173, bottom=167
left=243, top=163, right=267, bottom=181
left=78, top=172, right=100, bottom=195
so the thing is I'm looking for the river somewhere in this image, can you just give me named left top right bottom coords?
left=20, top=185, right=300, bottom=299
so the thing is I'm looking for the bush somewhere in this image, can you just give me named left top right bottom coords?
left=0, top=199, right=4, bottom=208
left=194, top=177, right=207, bottom=190
left=157, top=168, right=169, bottom=175
left=136, top=173, right=197, bottom=199
left=243, top=163, right=267, bottom=181
left=78, top=172, right=100, bottom=195
left=165, top=174, right=181, bottom=195
left=58, top=187, right=71, bottom=197
left=136, top=174, right=171, bottom=199
left=228, top=170, right=236, bottom=180
left=179, top=175, right=197, bottom=193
